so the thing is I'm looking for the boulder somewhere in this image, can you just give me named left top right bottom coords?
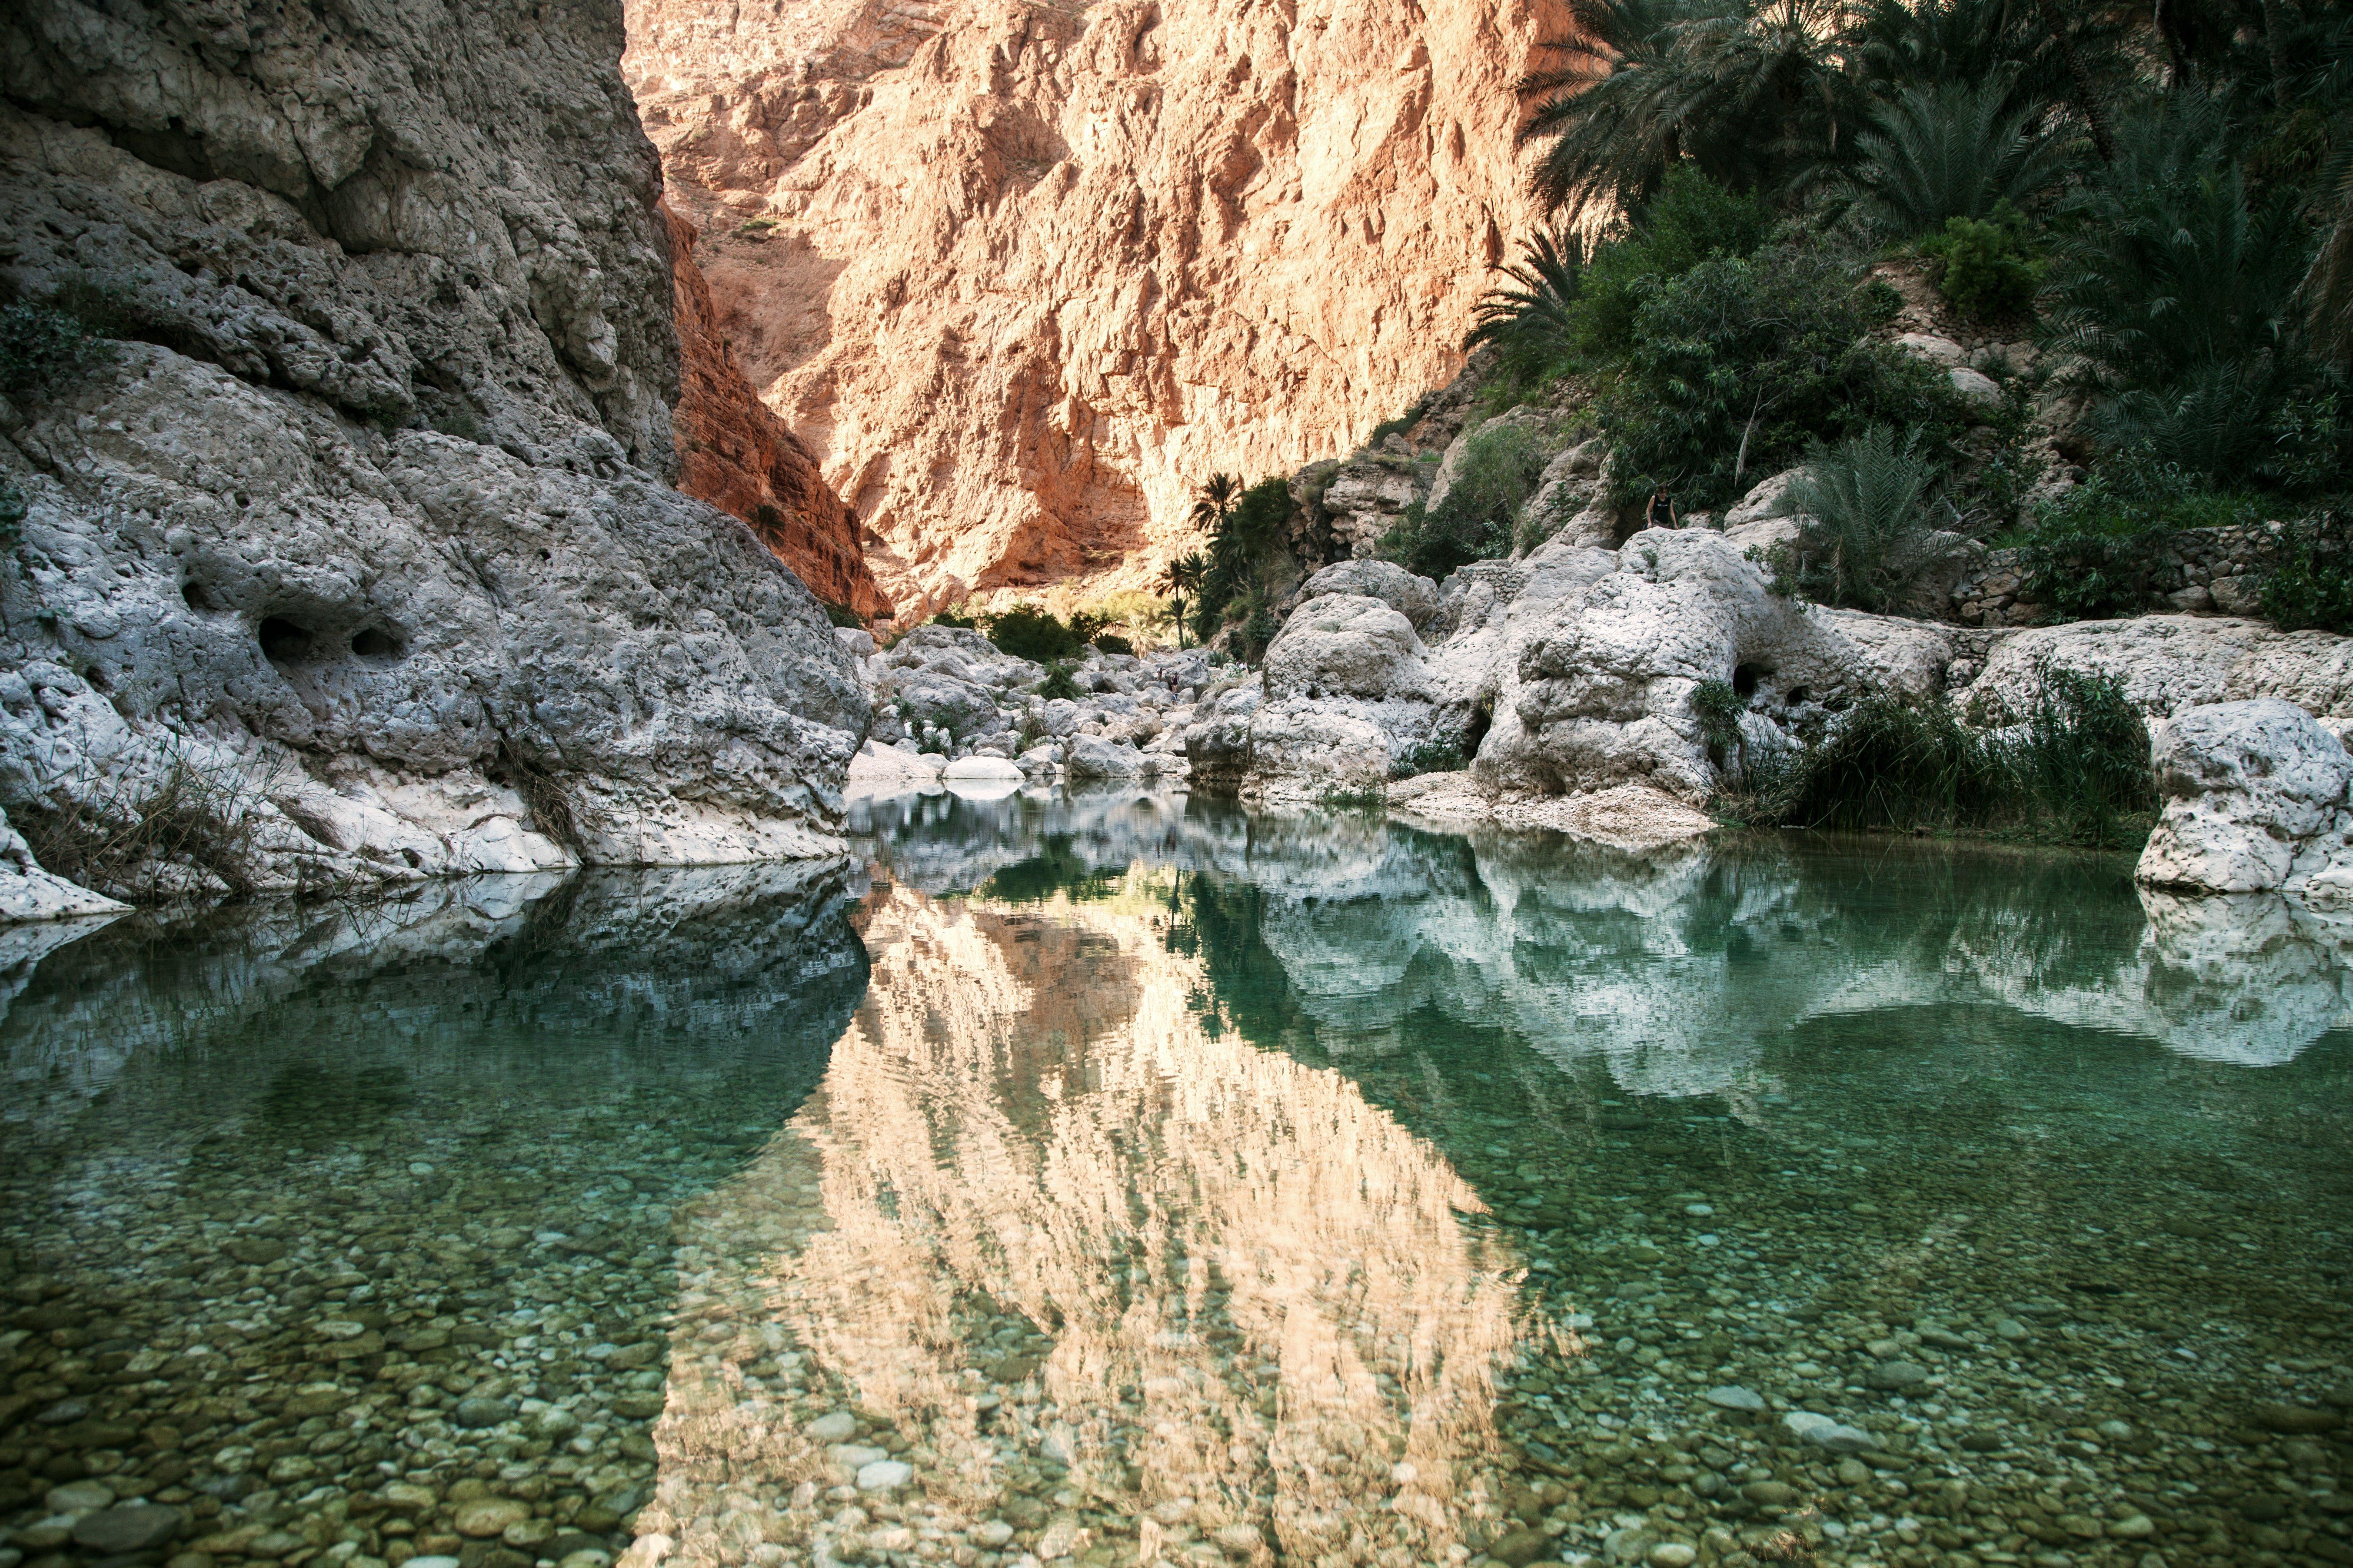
left=2138, top=700, right=2353, bottom=898
left=1721, top=468, right=1805, bottom=530
left=1948, top=365, right=2004, bottom=413
left=1894, top=332, right=1967, bottom=367
left=1293, top=560, right=1441, bottom=628
left=0, top=0, right=874, bottom=909
left=1067, top=735, right=1145, bottom=780
left=1263, top=595, right=1431, bottom=701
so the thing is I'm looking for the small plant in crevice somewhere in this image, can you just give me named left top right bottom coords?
left=0, top=301, right=115, bottom=402
left=1036, top=661, right=1083, bottom=703
left=0, top=482, right=27, bottom=552
left=1317, top=784, right=1388, bottom=814
left=1692, top=678, right=1747, bottom=779
left=821, top=600, right=866, bottom=630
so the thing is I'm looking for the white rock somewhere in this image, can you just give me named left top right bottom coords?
left=2138, top=700, right=2353, bottom=897
left=846, top=743, right=945, bottom=798
left=1784, top=1411, right=1875, bottom=1452
left=1721, top=468, right=1804, bottom=530
left=1293, top=559, right=1441, bottom=628
left=855, top=1459, right=912, bottom=1492
left=1894, top=332, right=1967, bottom=366
left=1947, top=365, right=2004, bottom=412
left=1263, top=594, right=1430, bottom=701
left=1067, top=734, right=1145, bottom=780
left=1977, top=615, right=2353, bottom=721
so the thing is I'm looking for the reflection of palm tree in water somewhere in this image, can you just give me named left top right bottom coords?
left=648, top=887, right=1543, bottom=1568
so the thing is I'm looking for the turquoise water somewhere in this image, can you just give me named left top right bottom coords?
left=0, top=798, right=2347, bottom=1568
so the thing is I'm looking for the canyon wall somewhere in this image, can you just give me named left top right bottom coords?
left=666, top=205, right=893, bottom=619
left=0, top=0, right=869, bottom=909
left=624, top=0, right=1567, bottom=613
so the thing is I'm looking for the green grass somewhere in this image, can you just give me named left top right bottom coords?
left=1721, top=668, right=2156, bottom=849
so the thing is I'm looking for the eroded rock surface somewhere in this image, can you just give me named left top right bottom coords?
left=2139, top=699, right=2353, bottom=900
left=1195, top=527, right=1950, bottom=823
left=665, top=206, right=891, bottom=619
left=0, top=0, right=869, bottom=910
left=624, top=0, right=1566, bottom=610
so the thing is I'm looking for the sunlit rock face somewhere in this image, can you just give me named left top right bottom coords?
left=622, top=0, right=1568, bottom=611
left=643, top=885, right=1541, bottom=1566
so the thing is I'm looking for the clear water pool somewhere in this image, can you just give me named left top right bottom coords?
left=1, top=794, right=2347, bottom=1568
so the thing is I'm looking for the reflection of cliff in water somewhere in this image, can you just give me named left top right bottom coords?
left=860, top=792, right=2353, bottom=1074
left=646, top=885, right=1542, bottom=1568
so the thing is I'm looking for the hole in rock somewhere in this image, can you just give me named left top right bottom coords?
left=258, top=616, right=317, bottom=667
left=1785, top=685, right=1811, bottom=706
left=182, top=581, right=218, bottom=612
left=350, top=626, right=403, bottom=660
left=1732, top=663, right=1765, bottom=698
left=1464, top=696, right=1495, bottom=758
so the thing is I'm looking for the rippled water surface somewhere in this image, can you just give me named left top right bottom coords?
left=2, top=795, right=2349, bottom=1568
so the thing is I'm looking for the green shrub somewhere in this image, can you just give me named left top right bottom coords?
left=1597, top=239, right=1957, bottom=512
left=1775, top=424, right=1960, bottom=613
left=1036, top=661, right=1082, bottom=702
left=821, top=600, right=865, bottom=629
left=977, top=604, right=1108, bottom=662
left=2040, top=96, right=2314, bottom=488
left=2015, top=454, right=2266, bottom=619
left=0, top=482, right=25, bottom=552
left=1092, top=632, right=1134, bottom=657
left=1733, top=667, right=2153, bottom=848
left=1568, top=171, right=1774, bottom=364
left=1922, top=204, right=2040, bottom=319
left=929, top=605, right=979, bottom=629
left=1367, top=397, right=1430, bottom=448
left=2260, top=515, right=2353, bottom=634
left=1378, top=420, right=1548, bottom=578
left=1692, top=678, right=1745, bottom=767
left=1390, top=738, right=1468, bottom=779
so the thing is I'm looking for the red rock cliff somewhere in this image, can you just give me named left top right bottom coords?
left=626, top=0, right=1565, bottom=614
left=664, top=203, right=893, bottom=621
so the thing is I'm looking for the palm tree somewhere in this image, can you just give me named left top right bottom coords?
left=1188, top=474, right=1241, bottom=535
left=1517, top=0, right=1861, bottom=220
left=1159, top=552, right=1207, bottom=649
left=1464, top=229, right=1588, bottom=380
left=1838, top=77, right=2073, bottom=238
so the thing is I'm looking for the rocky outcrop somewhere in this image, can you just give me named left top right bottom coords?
left=2138, top=700, right=2353, bottom=900
left=623, top=0, right=1566, bottom=611
left=664, top=207, right=891, bottom=620
left=1975, top=616, right=2353, bottom=723
left=845, top=627, right=1205, bottom=792
left=1195, top=526, right=1952, bottom=824
left=0, top=0, right=869, bottom=910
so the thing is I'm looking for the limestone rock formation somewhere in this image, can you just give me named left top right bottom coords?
left=2138, top=700, right=2353, bottom=900
left=1977, top=615, right=2353, bottom=721
left=1193, top=526, right=1952, bottom=821
left=0, top=0, right=869, bottom=909
left=623, top=0, right=1567, bottom=611
left=665, top=207, right=891, bottom=619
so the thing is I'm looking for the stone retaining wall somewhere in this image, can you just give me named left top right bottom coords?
left=1952, top=522, right=2288, bottom=626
